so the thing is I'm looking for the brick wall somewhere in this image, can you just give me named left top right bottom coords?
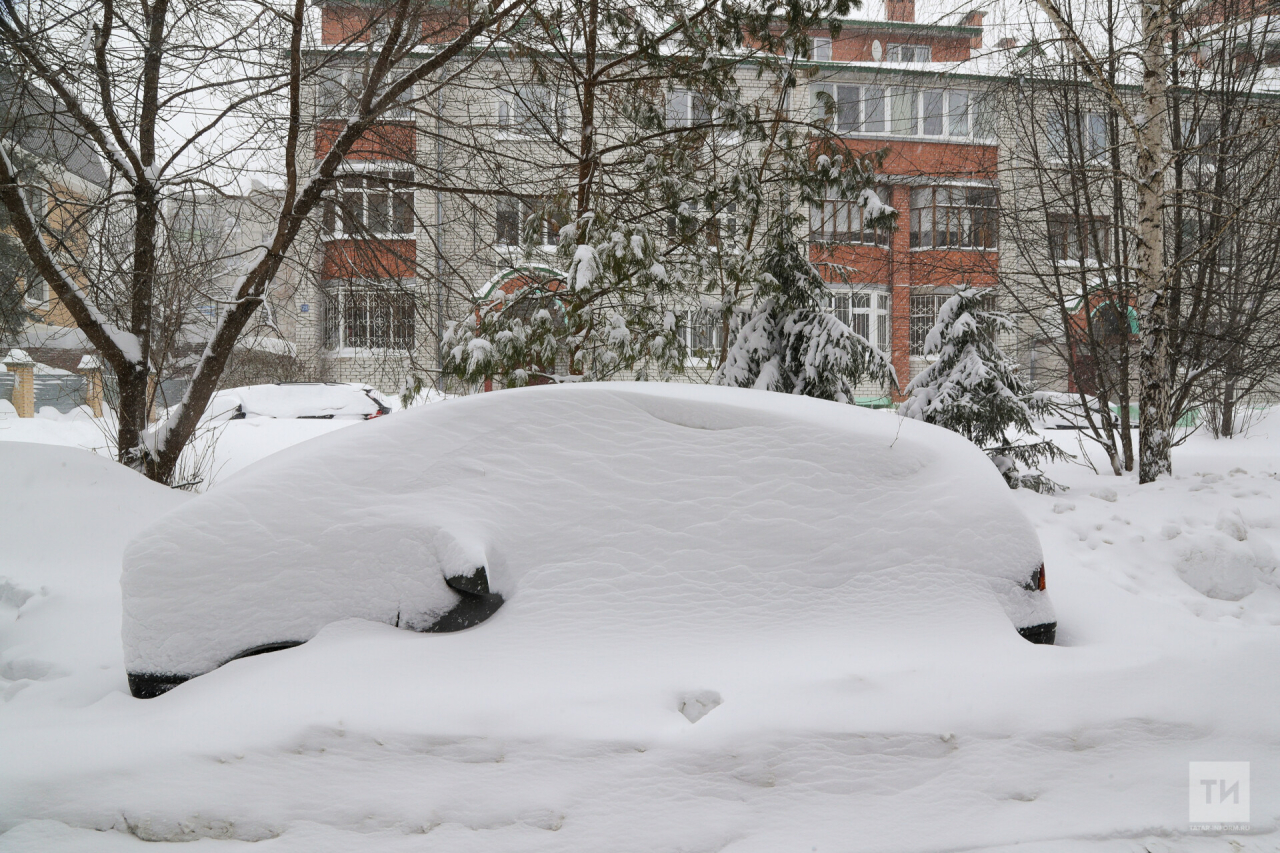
left=315, top=121, right=417, bottom=161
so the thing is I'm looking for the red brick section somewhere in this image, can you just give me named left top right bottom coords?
left=810, top=139, right=999, bottom=398
left=828, top=30, right=973, bottom=62
left=323, top=240, right=417, bottom=279
left=836, top=138, right=997, bottom=177
left=315, top=121, right=416, bottom=161
left=886, top=0, right=914, bottom=23
left=321, top=3, right=469, bottom=45
left=888, top=183, right=912, bottom=393
left=753, top=25, right=977, bottom=61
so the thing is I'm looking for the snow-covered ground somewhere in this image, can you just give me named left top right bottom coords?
left=1, top=395, right=1278, bottom=852
left=0, top=401, right=359, bottom=488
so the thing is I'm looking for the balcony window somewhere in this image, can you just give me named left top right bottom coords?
left=323, top=171, right=414, bottom=237
left=317, top=66, right=413, bottom=120
left=909, top=186, right=998, bottom=250
left=810, top=187, right=892, bottom=246
left=813, top=85, right=981, bottom=138
left=886, top=43, right=932, bottom=62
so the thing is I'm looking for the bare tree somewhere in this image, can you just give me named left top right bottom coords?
left=0, top=0, right=530, bottom=483
left=999, top=0, right=1280, bottom=475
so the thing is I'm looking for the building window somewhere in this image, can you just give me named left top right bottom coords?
left=496, top=197, right=568, bottom=247
left=665, top=88, right=714, bottom=128
left=675, top=309, right=723, bottom=358
left=322, top=283, right=416, bottom=350
left=669, top=200, right=737, bottom=247
left=323, top=171, right=414, bottom=237
left=886, top=43, right=932, bottom=62
left=825, top=289, right=890, bottom=351
left=812, top=36, right=832, bottom=61
left=318, top=66, right=413, bottom=119
left=890, top=87, right=918, bottom=135
left=1047, top=110, right=1108, bottom=162
left=813, top=85, right=979, bottom=138
left=910, top=292, right=946, bottom=355
left=909, top=186, right=998, bottom=250
left=498, top=85, right=567, bottom=137
left=1047, top=214, right=1110, bottom=264
left=910, top=290, right=993, bottom=355
left=810, top=187, right=891, bottom=245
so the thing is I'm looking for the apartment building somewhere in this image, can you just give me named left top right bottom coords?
left=804, top=0, right=998, bottom=398
left=298, top=0, right=1014, bottom=399
left=0, top=75, right=109, bottom=415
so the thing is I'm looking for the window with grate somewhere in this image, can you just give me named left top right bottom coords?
left=824, top=290, right=890, bottom=351
left=910, top=290, right=993, bottom=355
left=909, top=186, right=998, bottom=250
left=322, top=284, right=415, bottom=350
left=674, top=309, right=724, bottom=358
left=909, top=292, right=945, bottom=356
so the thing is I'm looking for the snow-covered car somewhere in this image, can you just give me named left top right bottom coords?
left=121, top=384, right=1057, bottom=698
left=204, top=382, right=392, bottom=422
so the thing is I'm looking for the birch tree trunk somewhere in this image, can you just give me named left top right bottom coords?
left=1134, top=0, right=1171, bottom=482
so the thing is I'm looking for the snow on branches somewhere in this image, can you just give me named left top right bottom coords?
left=714, top=205, right=896, bottom=402
left=442, top=213, right=684, bottom=387
left=900, top=287, right=1069, bottom=492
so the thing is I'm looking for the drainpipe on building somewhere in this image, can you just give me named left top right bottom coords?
left=435, top=73, right=446, bottom=391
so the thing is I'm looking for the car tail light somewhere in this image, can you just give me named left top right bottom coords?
left=364, top=409, right=384, bottom=420
left=1023, top=563, right=1046, bottom=592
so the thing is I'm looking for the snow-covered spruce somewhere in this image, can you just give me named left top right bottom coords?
left=899, top=287, right=1068, bottom=492
left=442, top=214, right=682, bottom=386
left=714, top=205, right=896, bottom=401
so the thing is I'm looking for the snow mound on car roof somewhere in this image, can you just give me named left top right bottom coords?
left=204, top=383, right=389, bottom=420
left=122, top=383, right=1050, bottom=681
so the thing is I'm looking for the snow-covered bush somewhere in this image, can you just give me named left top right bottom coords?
left=899, top=286, right=1068, bottom=492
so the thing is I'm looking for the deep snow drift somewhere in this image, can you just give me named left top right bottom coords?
left=1, top=394, right=1279, bottom=852
left=121, top=384, right=1053, bottom=689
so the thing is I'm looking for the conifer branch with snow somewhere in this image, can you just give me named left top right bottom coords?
left=900, top=287, right=1069, bottom=492
left=714, top=199, right=896, bottom=401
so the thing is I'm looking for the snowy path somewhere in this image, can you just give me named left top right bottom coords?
left=1, top=412, right=1279, bottom=852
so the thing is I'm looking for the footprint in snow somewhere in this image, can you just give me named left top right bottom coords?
left=678, top=690, right=722, bottom=723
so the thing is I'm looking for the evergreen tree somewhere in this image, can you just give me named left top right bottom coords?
left=444, top=214, right=682, bottom=385
left=899, top=286, right=1068, bottom=492
left=714, top=190, right=896, bottom=401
